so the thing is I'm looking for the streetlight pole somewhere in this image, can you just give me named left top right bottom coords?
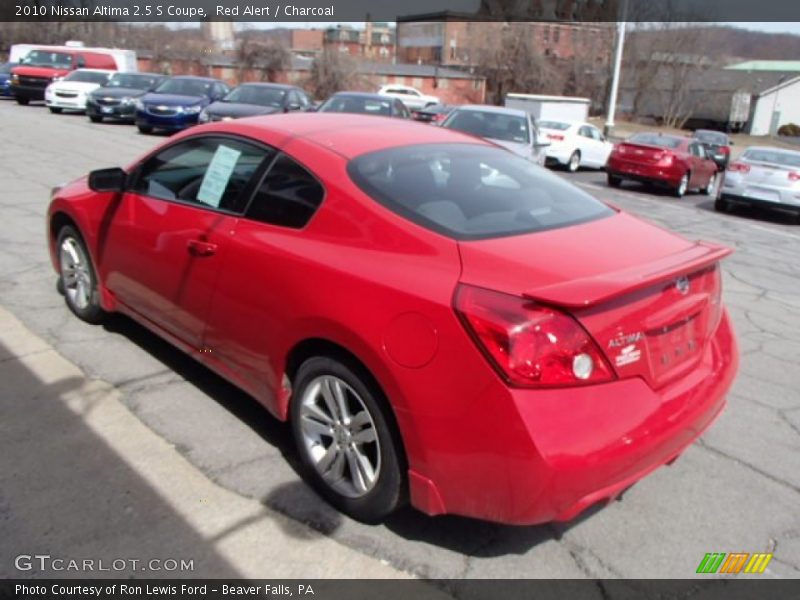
left=604, top=0, right=629, bottom=138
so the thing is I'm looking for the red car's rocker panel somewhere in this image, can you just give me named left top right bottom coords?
left=47, top=114, right=738, bottom=525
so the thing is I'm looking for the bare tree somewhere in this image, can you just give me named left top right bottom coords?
left=306, top=48, right=362, bottom=100
left=469, top=22, right=561, bottom=105
left=624, top=23, right=718, bottom=128
left=236, top=35, right=290, bottom=83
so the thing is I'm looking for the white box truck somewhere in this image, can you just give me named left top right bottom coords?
left=505, top=94, right=591, bottom=123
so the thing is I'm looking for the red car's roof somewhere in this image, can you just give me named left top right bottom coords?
left=199, top=113, right=491, bottom=159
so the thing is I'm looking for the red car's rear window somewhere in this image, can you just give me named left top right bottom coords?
left=348, top=143, right=614, bottom=240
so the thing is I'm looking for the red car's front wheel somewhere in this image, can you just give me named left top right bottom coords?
left=56, top=226, right=106, bottom=324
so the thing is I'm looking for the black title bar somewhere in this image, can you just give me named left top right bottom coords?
left=2, top=579, right=800, bottom=600
left=3, top=0, right=800, bottom=22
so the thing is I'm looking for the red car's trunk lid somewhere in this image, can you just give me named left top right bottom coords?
left=615, top=142, right=671, bottom=164
left=458, top=212, right=731, bottom=389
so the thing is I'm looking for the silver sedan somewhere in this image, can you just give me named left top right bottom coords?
left=718, top=146, right=800, bottom=222
left=440, top=105, right=550, bottom=166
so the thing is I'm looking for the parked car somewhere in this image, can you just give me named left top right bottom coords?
left=44, top=69, right=113, bottom=114
left=411, top=103, right=455, bottom=124
left=693, top=129, right=733, bottom=170
left=86, top=72, right=166, bottom=123
left=10, top=46, right=130, bottom=105
left=606, top=133, right=718, bottom=197
left=135, top=76, right=230, bottom=134
left=377, top=84, right=439, bottom=111
left=441, top=105, right=549, bottom=166
left=539, top=120, right=614, bottom=172
left=47, top=113, right=737, bottom=525
left=316, top=92, right=410, bottom=119
left=0, top=62, right=17, bottom=97
left=717, top=146, right=800, bottom=221
left=199, top=83, right=311, bottom=123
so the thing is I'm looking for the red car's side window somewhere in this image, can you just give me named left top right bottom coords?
left=244, top=154, right=325, bottom=229
left=131, top=137, right=275, bottom=214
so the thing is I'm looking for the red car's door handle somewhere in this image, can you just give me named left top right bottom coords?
left=187, top=239, right=218, bottom=257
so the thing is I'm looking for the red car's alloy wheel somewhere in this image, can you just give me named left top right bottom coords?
left=56, top=226, right=105, bottom=324
left=290, top=356, right=405, bottom=523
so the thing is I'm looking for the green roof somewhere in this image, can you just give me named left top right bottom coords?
left=726, top=60, right=800, bottom=72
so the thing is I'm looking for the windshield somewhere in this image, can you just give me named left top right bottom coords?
left=628, top=133, right=683, bottom=149
left=64, top=70, right=110, bottom=84
left=421, top=104, right=450, bottom=114
left=742, top=148, right=800, bottom=168
left=443, top=110, right=530, bottom=145
left=105, top=73, right=161, bottom=90
left=223, top=85, right=286, bottom=107
left=319, top=95, right=393, bottom=116
left=694, top=131, right=728, bottom=145
left=539, top=120, right=571, bottom=130
left=348, top=143, right=613, bottom=240
left=154, top=78, right=213, bottom=97
left=21, top=50, right=72, bottom=69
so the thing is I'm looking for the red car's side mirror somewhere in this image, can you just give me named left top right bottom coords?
left=88, top=167, right=126, bottom=193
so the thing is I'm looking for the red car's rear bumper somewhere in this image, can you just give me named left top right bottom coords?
left=607, top=156, right=683, bottom=187
left=406, top=310, right=737, bottom=525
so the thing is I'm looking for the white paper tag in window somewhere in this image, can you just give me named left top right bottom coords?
left=197, top=144, right=242, bottom=208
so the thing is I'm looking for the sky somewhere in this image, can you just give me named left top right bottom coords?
left=730, top=22, right=800, bottom=35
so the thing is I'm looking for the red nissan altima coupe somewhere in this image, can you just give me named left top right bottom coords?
left=47, top=114, right=738, bottom=525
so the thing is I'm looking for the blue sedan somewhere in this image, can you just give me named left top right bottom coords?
left=135, top=76, right=230, bottom=134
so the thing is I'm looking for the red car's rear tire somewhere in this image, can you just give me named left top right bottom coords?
left=702, top=173, right=717, bottom=196
left=607, top=173, right=622, bottom=188
left=674, top=172, right=689, bottom=197
left=290, top=355, right=406, bottom=523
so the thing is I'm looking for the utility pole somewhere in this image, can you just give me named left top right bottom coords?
left=604, top=0, right=629, bottom=138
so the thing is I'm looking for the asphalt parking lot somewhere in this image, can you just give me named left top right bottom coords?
left=0, top=99, right=798, bottom=580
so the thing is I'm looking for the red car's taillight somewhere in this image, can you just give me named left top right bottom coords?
left=454, top=285, right=615, bottom=388
left=728, top=162, right=750, bottom=174
left=656, top=152, right=674, bottom=166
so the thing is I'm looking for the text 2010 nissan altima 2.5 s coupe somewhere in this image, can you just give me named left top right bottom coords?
left=47, top=114, right=739, bottom=525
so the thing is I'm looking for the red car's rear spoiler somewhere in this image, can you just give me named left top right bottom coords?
left=522, top=242, right=732, bottom=308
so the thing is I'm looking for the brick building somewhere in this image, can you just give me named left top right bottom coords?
left=396, top=15, right=613, bottom=66
left=323, top=23, right=395, bottom=62
left=260, top=28, right=324, bottom=54
left=136, top=53, right=485, bottom=104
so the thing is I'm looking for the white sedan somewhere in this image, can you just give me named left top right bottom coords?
left=45, top=69, right=114, bottom=114
left=540, top=120, right=614, bottom=172
left=377, top=84, right=439, bottom=111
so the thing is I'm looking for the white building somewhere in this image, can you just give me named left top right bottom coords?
left=748, top=75, right=800, bottom=136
